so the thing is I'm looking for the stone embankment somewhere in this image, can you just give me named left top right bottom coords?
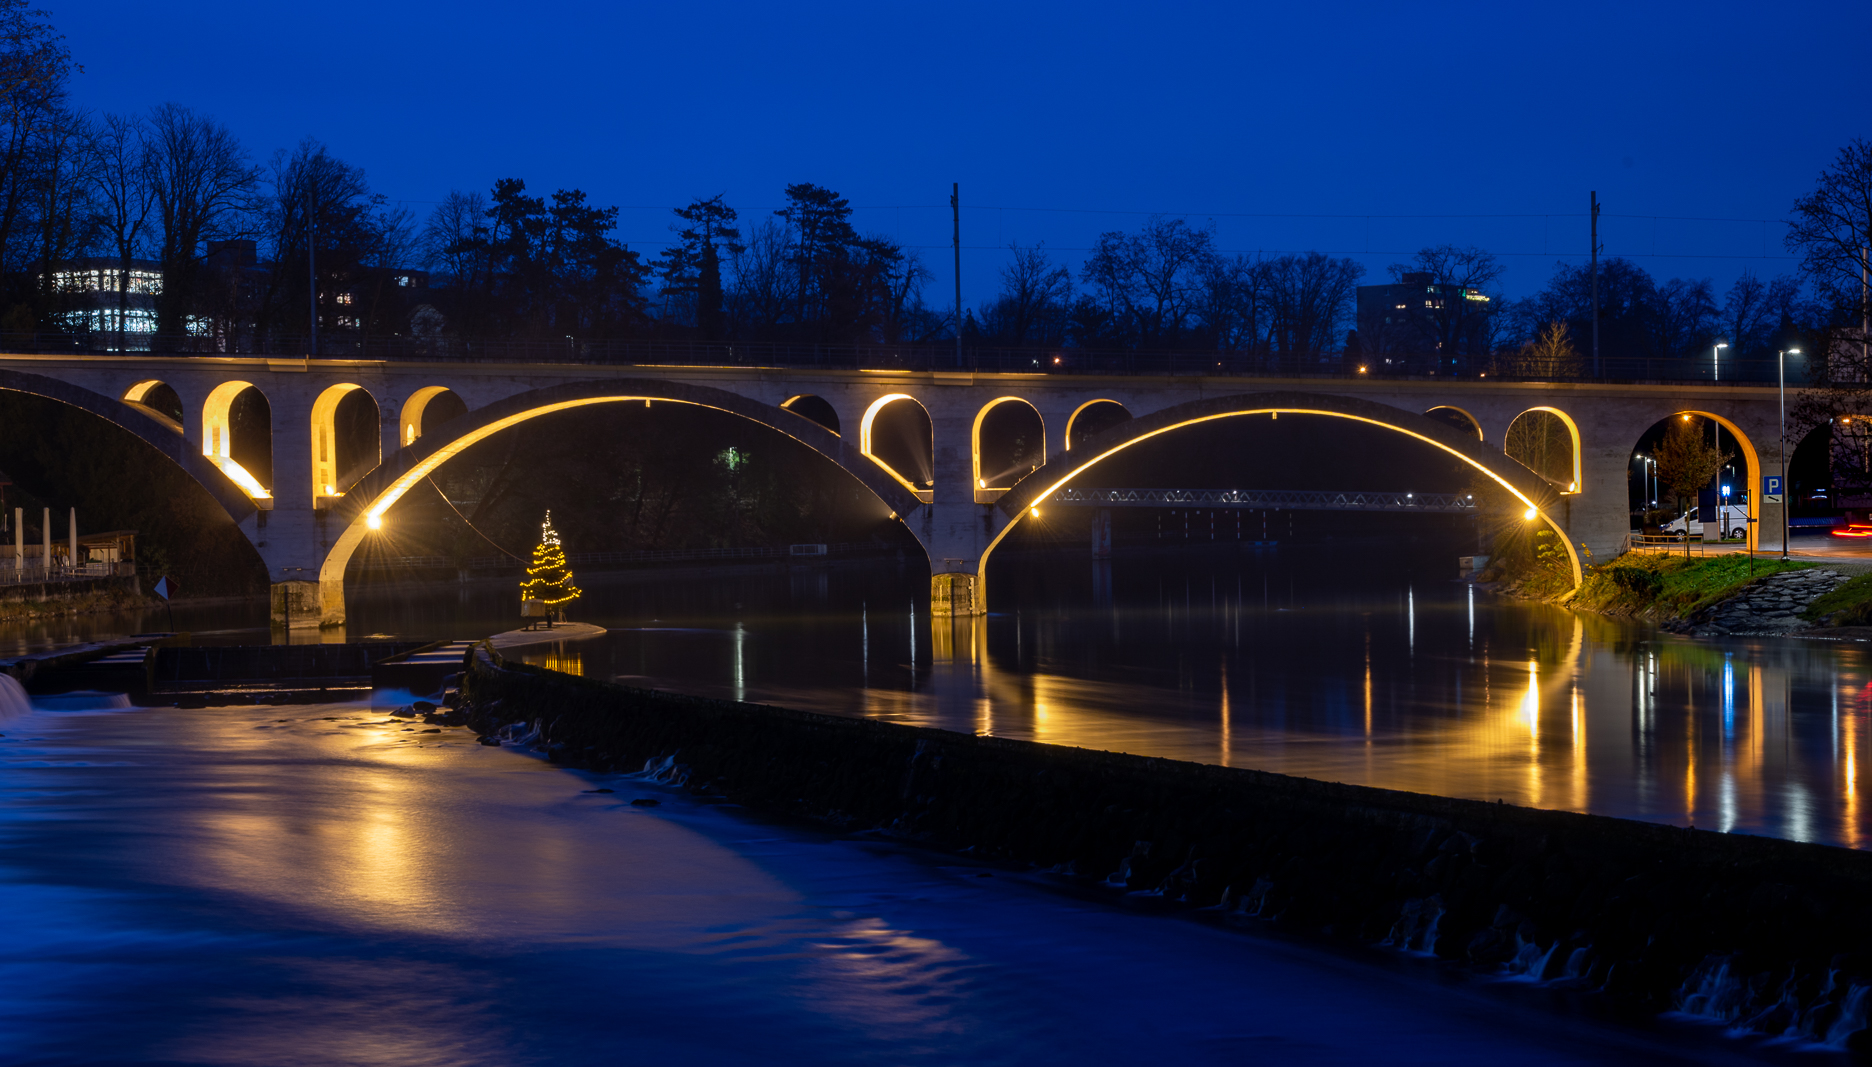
left=1665, top=569, right=1849, bottom=637
left=459, top=645, right=1872, bottom=1054
left=0, top=575, right=148, bottom=622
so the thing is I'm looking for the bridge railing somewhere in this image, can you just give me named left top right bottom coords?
left=8, top=331, right=1810, bottom=385
left=1047, top=488, right=1483, bottom=512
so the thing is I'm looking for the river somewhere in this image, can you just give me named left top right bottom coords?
left=0, top=694, right=1840, bottom=1064
left=5, top=540, right=1869, bottom=849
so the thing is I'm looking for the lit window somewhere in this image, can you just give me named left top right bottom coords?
left=336, top=292, right=353, bottom=305
left=396, top=275, right=410, bottom=287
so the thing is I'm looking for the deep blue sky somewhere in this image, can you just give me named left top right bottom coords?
left=65, top=0, right=1870, bottom=305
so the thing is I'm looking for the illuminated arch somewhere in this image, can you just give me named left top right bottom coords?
left=991, top=391, right=1581, bottom=603
left=781, top=394, right=841, bottom=435
left=0, top=367, right=256, bottom=523
left=398, top=386, right=455, bottom=448
left=1505, top=406, right=1583, bottom=493
left=859, top=393, right=934, bottom=498
left=972, top=396, right=1045, bottom=495
left=1425, top=405, right=1484, bottom=442
left=321, top=379, right=922, bottom=622
left=1065, top=399, right=1131, bottom=450
left=121, top=380, right=184, bottom=434
left=310, top=384, right=379, bottom=504
left=1638, top=411, right=1764, bottom=554
left=202, top=380, right=272, bottom=505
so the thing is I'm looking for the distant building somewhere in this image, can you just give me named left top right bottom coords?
left=51, top=258, right=164, bottom=342
left=50, top=245, right=434, bottom=347
left=1354, top=272, right=1492, bottom=375
left=333, top=268, right=429, bottom=330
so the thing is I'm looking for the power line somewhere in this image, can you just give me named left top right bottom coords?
left=388, top=196, right=1793, bottom=229
left=609, top=238, right=1796, bottom=262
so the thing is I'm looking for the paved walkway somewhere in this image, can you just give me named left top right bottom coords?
left=1629, top=536, right=1872, bottom=574
left=486, top=621, right=607, bottom=652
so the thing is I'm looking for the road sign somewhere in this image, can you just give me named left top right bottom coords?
left=1762, top=475, right=1784, bottom=504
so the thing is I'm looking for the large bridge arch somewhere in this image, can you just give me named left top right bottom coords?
left=316, top=378, right=925, bottom=626
left=0, top=366, right=259, bottom=528
left=1629, top=409, right=1765, bottom=554
left=982, top=390, right=1579, bottom=612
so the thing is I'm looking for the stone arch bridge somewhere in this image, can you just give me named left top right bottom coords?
left=0, top=354, right=1793, bottom=626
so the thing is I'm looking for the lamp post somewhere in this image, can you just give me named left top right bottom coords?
left=1779, top=347, right=1801, bottom=560
left=1712, top=342, right=1729, bottom=487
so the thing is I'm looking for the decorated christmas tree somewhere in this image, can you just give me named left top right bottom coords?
left=519, top=511, right=581, bottom=615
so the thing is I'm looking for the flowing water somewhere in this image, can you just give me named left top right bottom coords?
left=0, top=695, right=1839, bottom=1064
left=6, top=543, right=1871, bottom=1060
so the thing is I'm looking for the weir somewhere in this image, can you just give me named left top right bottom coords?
left=459, top=642, right=1872, bottom=1043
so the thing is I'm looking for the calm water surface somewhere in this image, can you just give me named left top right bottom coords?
left=8, top=542, right=1871, bottom=848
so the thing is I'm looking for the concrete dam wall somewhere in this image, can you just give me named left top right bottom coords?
left=461, top=646, right=1872, bottom=1050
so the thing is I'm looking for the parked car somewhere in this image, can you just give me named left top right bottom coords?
left=1663, top=504, right=1749, bottom=540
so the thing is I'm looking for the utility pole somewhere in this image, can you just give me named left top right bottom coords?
left=1590, top=191, right=1601, bottom=378
left=308, top=172, right=318, bottom=357
left=951, top=182, right=963, bottom=369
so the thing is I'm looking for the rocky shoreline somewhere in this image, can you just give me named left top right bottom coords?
left=1663, top=568, right=1852, bottom=637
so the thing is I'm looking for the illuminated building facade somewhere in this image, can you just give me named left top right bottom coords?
left=52, top=258, right=164, bottom=344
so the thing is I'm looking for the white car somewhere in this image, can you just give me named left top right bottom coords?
left=1663, top=504, right=1749, bottom=540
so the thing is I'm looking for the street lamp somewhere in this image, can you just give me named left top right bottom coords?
left=1636, top=453, right=1657, bottom=508
left=1779, top=347, right=1801, bottom=560
left=1712, top=342, right=1731, bottom=487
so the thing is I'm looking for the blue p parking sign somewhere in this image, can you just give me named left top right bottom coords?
left=1762, top=475, right=1784, bottom=504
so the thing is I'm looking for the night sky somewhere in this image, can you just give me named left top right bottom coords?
left=66, top=1, right=1870, bottom=304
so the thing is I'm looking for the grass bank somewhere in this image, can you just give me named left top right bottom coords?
left=1804, top=572, right=1872, bottom=625
left=1563, top=553, right=1812, bottom=620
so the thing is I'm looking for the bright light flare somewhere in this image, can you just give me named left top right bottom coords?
left=1524, top=507, right=1539, bottom=521
left=208, top=455, right=272, bottom=501
left=366, top=513, right=383, bottom=530
left=1030, top=507, right=1041, bottom=518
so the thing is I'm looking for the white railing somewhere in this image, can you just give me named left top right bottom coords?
left=1626, top=534, right=1704, bottom=556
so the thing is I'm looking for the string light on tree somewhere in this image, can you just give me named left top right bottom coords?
left=520, top=511, right=581, bottom=614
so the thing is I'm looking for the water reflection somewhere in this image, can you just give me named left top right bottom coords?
left=10, top=541, right=1869, bottom=848
left=501, top=546, right=1872, bottom=849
